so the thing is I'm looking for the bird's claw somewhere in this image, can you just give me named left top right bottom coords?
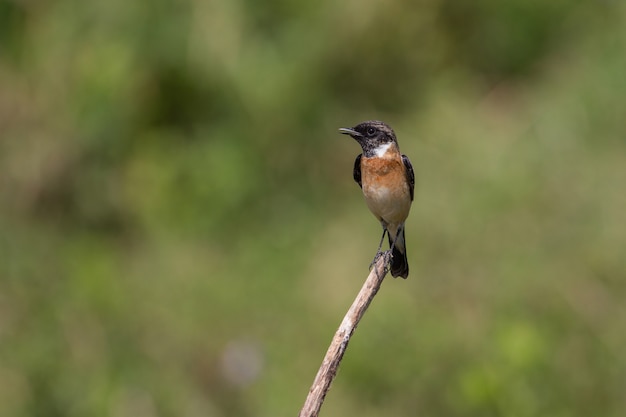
left=369, top=250, right=393, bottom=275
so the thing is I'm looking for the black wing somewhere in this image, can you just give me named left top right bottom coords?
left=402, top=154, right=415, bottom=201
left=353, top=154, right=362, bottom=188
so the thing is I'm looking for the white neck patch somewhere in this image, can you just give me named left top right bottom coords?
left=373, top=142, right=393, bottom=157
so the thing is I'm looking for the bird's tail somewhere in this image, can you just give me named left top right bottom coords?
left=388, top=227, right=409, bottom=279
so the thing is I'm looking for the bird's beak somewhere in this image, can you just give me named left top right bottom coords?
left=338, top=127, right=362, bottom=137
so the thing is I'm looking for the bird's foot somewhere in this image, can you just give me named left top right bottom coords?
left=369, top=250, right=384, bottom=270
left=369, top=250, right=393, bottom=276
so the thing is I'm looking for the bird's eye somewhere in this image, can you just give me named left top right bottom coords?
left=366, top=127, right=376, bottom=135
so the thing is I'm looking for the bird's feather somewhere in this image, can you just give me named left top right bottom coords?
left=402, top=154, right=415, bottom=201
left=353, top=154, right=362, bottom=188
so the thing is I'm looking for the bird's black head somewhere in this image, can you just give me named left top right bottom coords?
left=339, top=120, right=398, bottom=157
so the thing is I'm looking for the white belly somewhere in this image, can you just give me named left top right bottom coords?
left=362, top=183, right=411, bottom=226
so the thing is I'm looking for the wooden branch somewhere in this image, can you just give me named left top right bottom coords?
left=298, top=252, right=392, bottom=417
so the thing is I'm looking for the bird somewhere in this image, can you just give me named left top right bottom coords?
left=339, top=120, right=415, bottom=278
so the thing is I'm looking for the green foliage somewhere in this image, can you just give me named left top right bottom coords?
left=1, top=0, right=625, bottom=416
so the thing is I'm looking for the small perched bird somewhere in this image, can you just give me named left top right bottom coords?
left=339, top=120, right=415, bottom=278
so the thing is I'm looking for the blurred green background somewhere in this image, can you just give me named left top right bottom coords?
left=1, top=0, right=625, bottom=416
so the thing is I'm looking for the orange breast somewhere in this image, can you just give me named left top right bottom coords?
left=360, top=155, right=411, bottom=225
